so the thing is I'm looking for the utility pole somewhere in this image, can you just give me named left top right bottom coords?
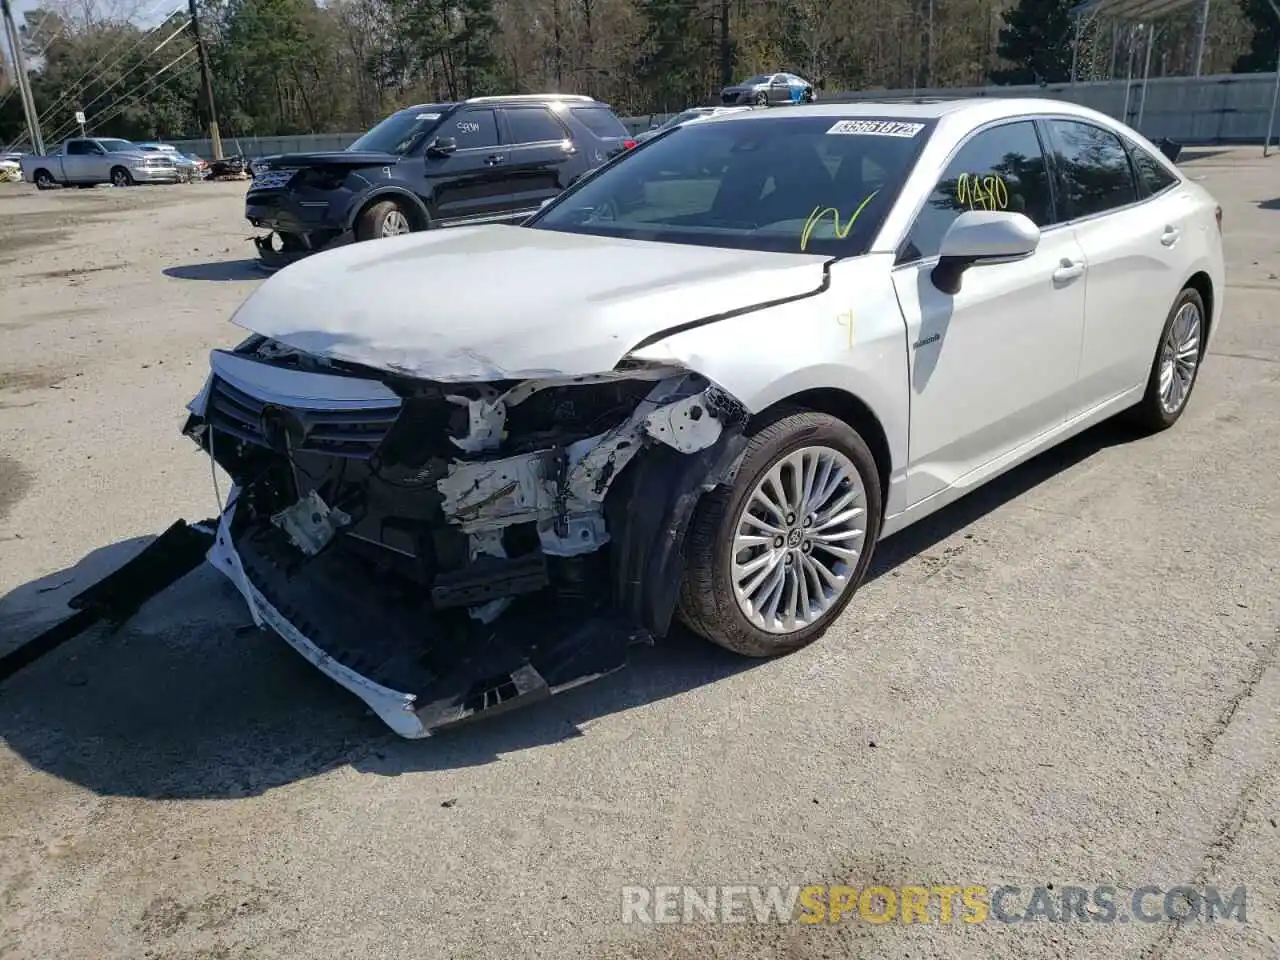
left=186, top=0, right=222, bottom=159
left=1190, top=0, right=1210, bottom=77
left=1, top=0, right=43, bottom=155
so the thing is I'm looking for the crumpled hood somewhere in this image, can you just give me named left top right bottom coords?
left=231, top=225, right=829, bottom=382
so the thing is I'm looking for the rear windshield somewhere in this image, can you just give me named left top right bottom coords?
left=348, top=105, right=452, bottom=155
left=527, top=115, right=935, bottom=257
left=570, top=105, right=628, bottom=138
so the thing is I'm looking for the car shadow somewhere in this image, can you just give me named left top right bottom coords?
left=0, top=416, right=1138, bottom=799
left=163, top=260, right=262, bottom=282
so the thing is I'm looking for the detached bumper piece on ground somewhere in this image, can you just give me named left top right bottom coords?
left=185, top=340, right=750, bottom=737
left=251, top=229, right=354, bottom=273
left=0, top=520, right=214, bottom=684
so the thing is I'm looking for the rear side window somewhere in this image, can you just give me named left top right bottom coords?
left=449, top=109, right=498, bottom=149
left=901, top=120, right=1053, bottom=263
left=571, top=105, right=628, bottom=138
left=1045, top=119, right=1138, bottom=219
left=502, top=107, right=569, bottom=144
left=1126, top=140, right=1179, bottom=197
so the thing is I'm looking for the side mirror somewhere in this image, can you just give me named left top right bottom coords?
left=427, top=136, right=457, bottom=158
left=931, top=211, right=1040, bottom=295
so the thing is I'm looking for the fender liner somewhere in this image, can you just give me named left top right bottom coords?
left=605, top=409, right=749, bottom=637
left=345, top=186, right=432, bottom=231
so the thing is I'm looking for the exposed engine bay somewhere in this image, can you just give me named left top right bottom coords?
left=184, top=335, right=749, bottom=736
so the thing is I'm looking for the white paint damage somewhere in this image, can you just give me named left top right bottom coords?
left=435, top=372, right=730, bottom=559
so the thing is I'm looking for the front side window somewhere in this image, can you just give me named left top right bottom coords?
left=502, top=107, right=568, bottom=144
left=1045, top=119, right=1137, bottom=219
left=901, top=120, right=1053, bottom=263
left=1125, top=139, right=1179, bottom=197
left=527, top=115, right=934, bottom=256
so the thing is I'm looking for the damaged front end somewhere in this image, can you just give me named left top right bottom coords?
left=183, top=337, right=748, bottom=737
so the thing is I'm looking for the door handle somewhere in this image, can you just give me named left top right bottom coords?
left=1160, top=226, right=1180, bottom=246
left=1052, top=258, right=1085, bottom=283
left=484, top=154, right=506, bottom=166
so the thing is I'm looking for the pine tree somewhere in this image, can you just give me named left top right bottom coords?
left=1233, top=0, right=1280, bottom=72
left=989, top=0, right=1076, bottom=85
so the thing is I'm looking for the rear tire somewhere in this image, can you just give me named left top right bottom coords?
left=33, top=169, right=56, bottom=189
left=678, top=410, right=882, bottom=658
left=1125, top=286, right=1206, bottom=433
left=110, top=166, right=133, bottom=187
left=355, top=199, right=416, bottom=241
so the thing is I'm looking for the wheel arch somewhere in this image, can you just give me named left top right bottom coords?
left=749, top=386, right=893, bottom=513
left=346, top=187, right=431, bottom=232
left=1184, top=269, right=1214, bottom=350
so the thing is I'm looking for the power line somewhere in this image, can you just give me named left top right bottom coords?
left=74, top=53, right=198, bottom=135
left=45, top=43, right=195, bottom=142
left=34, top=5, right=183, bottom=128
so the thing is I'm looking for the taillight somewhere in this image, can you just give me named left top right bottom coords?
left=1214, top=205, right=1222, bottom=233
left=622, top=138, right=638, bottom=150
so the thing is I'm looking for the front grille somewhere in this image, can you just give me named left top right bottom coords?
left=206, top=375, right=402, bottom=460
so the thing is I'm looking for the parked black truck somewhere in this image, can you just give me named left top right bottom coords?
left=246, top=94, right=636, bottom=270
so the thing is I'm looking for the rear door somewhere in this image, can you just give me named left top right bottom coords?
left=62, top=139, right=96, bottom=182
left=494, top=105, right=579, bottom=215
left=1041, top=118, right=1197, bottom=414
left=423, top=107, right=517, bottom=225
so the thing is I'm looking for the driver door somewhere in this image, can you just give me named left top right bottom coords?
left=889, top=119, right=1087, bottom=506
left=420, top=108, right=517, bottom=225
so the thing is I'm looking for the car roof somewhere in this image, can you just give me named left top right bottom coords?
left=699, top=97, right=1107, bottom=127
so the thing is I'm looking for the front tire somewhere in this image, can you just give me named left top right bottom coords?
left=356, top=199, right=415, bottom=241
left=754, top=91, right=769, bottom=106
left=1125, top=287, right=1206, bottom=432
left=678, top=410, right=882, bottom=657
left=110, top=166, right=133, bottom=187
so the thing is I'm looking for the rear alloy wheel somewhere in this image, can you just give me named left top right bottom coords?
left=110, top=166, right=133, bottom=187
left=33, top=169, right=56, bottom=189
left=678, top=411, right=882, bottom=657
left=1126, top=287, right=1205, bottom=432
left=356, top=199, right=415, bottom=241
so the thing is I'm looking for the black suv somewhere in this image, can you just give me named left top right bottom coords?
left=246, top=94, right=636, bottom=269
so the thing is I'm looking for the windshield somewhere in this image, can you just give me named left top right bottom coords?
left=99, top=139, right=136, bottom=153
left=348, top=105, right=451, bottom=155
left=527, top=115, right=934, bottom=257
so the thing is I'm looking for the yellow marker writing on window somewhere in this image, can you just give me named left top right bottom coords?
left=835, top=309, right=855, bottom=349
left=956, top=173, right=1009, bottom=211
left=800, top=191, right=880, bottom=252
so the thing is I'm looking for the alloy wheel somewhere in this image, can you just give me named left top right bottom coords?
left=381, top=209, right=411, bottom=237
left=1158, top=301, right=1202, bottom=415
left=730, top=445, right=868, bottom=635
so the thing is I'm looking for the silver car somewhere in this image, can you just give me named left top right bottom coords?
left=720, top=72, right=816, bottom=106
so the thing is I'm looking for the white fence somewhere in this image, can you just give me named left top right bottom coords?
left=163, top=71, right=1280, bottom=159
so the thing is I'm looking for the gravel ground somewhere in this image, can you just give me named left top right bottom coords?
left=0, top=155, right=1276, bottom=960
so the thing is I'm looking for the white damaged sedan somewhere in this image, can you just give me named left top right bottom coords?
left=185, top=99, right=1224, bottom=737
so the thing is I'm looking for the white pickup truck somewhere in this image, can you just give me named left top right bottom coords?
left=20, top=137, right=182, bottom=189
